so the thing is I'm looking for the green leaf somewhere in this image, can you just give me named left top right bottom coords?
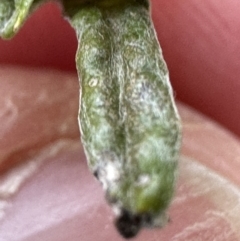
left=69, top=1, right=181, bottom=238
left=0, top=0, right=182, bottom=238
left=0, top=0, right=40, bottom=39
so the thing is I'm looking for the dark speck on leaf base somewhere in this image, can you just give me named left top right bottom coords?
left=115, top=210, right=142, bottom=239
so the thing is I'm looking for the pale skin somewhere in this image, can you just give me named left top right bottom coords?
left=0, top=0, right=240, bottom=239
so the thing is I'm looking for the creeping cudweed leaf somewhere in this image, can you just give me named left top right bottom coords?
left=0, top=0, right=181, bottom=238
left=0, top=0, right=37, bottom=38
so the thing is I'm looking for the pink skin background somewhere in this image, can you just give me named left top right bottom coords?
left=1, top=0, right=240, bottom=240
